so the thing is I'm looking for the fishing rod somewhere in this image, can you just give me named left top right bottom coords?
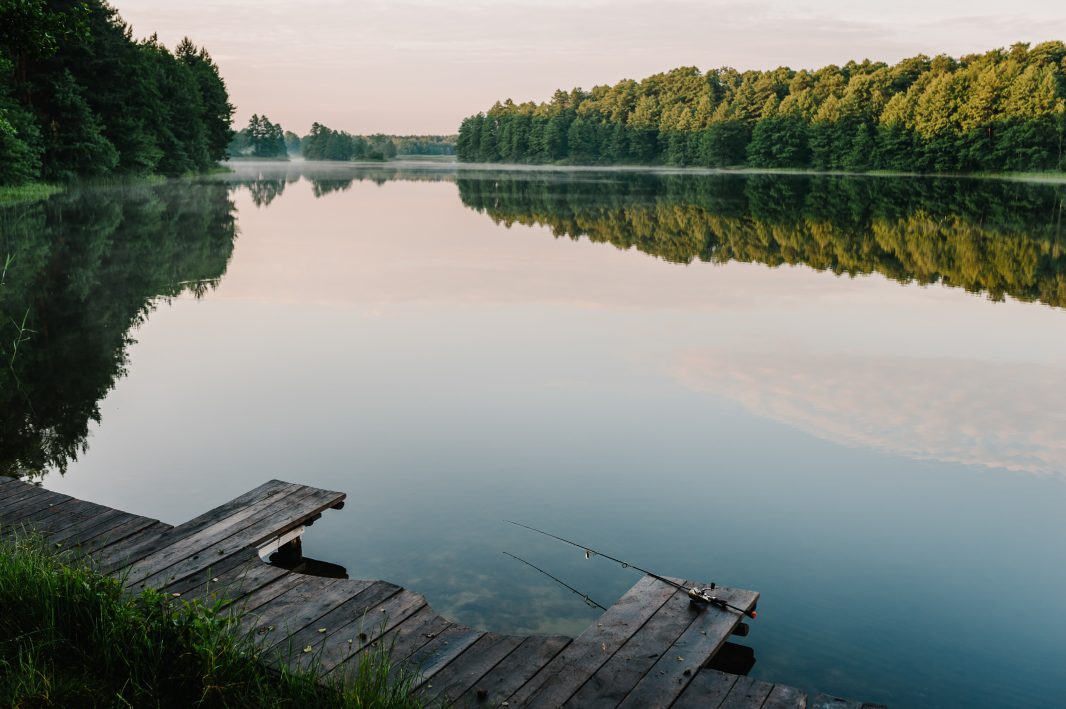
left=504, top=520, right=756, bottom=619
left=502, top=551, right=608, bottom=611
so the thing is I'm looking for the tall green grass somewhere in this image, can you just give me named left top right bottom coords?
left=0, top=533, right=425, bottom=708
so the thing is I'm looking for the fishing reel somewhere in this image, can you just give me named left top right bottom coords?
left=687, top=585, right=757, bottom=619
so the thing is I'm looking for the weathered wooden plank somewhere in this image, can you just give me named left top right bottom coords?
left=566, top=579, right=700, bottom=708
left=0, top=484, right=50, bottom=513
left=331, top=607, right=452, bottom=679
left=672, top=669, right=740, bottom=709
left=1, top=493, right=73, bottom=527
left=166, top=548, right=286, bottom=599
left=237, top=577, right=349, bottom=643
left=15, top=498, right=108, bottom=537
left=47, top=508, right=131, bottom=547
left=272, top=584, right=414, bottom=673
left=509, top=574, right=679, bottom=707
left=175, top=564, right=289, bottom=604
left=808, top=693, right=868, bottom=709
left=616, top=586, right=759, bottom=709
left=119, top=483, right=311, bottom=585
left=1, top=499, right=74, bottom=534
left=75, top=519, right=169, bottom=562
left=93, top=479, right=295, bottom=573
left=0, top=475, right=31, bottom=503
left=763, top=683, right=808, bottom=709
left=267, top=581, right=401, bottom=656
left=0, top=487, right=68, bottom=517
left=127, top=487, right=344, bottom=591
left=452, top=634, right=570, bottom=708
left=419, top=632, right=525, bottom=706
left=719, top=675, right=776, bottom=709
left=399, top=624, right=484, bottom=689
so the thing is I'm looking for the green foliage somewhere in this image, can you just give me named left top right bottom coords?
left=301, top=122, right=367, bottom=161
left=0, top=181, right=237, bottom=479
left=0, top=1, right=233, bottom=185
left=457, top=172, right=1066, bottom=307
left=284, top=129, right=301, bottom=155
left=229, top=114, right=288, bottom=158
left=457, top=42, right=1066, bottom=173
left=0, top=533, right=423, bottom=708
left=299, top=126, right=455, bottom=161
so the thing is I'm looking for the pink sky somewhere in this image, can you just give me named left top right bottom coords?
left=114, top=0, right=1066, bottom=136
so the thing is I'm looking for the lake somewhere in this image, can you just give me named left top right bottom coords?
left=2, top=161, right=1065, bottom=708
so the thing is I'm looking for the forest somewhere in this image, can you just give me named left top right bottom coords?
left=0, top=0, right=232, bottom=186
left=457, top=43, right=1066, bottom=172
left=227, top=114, right=288, bottom=158
left=296, top=124, right=455, bottom=160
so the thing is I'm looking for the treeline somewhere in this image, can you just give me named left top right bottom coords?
left=0, top=1, right=233, bottom=186
left=457, top=173, right=1066, bottom=308
left=227, top=114, right=288, bottom=158
left=0, top=182, right=236, bottom=478
left=301, top=123, right=397, bottom=160
left=298, top=124, right=455, bottom=160
left=457, top=43, right=1066, bottom=173
left=392, top=135, right=456, bottom=155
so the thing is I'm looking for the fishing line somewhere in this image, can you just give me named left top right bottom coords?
left=502, top=551, right=608, bottom=610
left=504, top=520, right=756, bottom=618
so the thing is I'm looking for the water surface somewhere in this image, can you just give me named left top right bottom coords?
left=2, top=163, right=1065, bottom=708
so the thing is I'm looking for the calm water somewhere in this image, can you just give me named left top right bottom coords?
left=3, top=162, right=1066, bottom=707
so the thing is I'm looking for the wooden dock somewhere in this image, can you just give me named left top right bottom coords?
left=0, top=477, right=882, bottom=708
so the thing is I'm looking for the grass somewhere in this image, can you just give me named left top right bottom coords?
left=0, top=533, right=425, bottom=708
left=0, top=183, right=63, bottom=206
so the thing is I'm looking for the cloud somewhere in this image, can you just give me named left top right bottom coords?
left=674, top=350, right=1066, bottom=477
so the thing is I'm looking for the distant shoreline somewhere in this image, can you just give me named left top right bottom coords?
left=220, top=158, right=1066, bottom=185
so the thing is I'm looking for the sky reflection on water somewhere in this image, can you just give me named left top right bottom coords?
left=15, top=164, right=1066, bottom=708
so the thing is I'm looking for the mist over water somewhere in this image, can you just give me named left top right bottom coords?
left=4, top=162, right=1066, bottom=708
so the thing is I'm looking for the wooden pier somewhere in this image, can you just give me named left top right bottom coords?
left=0, top=477, right=882, bottom=708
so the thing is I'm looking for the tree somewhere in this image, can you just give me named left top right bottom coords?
left=456, top=44, right=1066, bottom=173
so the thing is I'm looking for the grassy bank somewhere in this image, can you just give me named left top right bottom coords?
left=0, top=534, right=422, bottom=708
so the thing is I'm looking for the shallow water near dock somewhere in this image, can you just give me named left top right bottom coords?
left=3, top=161, right=1066, bottom=707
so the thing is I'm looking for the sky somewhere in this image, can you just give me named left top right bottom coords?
left=113, top=0, right=1066, bottom=136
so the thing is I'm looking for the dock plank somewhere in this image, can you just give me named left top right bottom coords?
left=119, top=482, right=311, bottom=585
left=76, top=520, right=170, bottom=562
left=166, top=548, right=288, bottom=599
left=332, top=607, right=452, bottom=678
left=719, top=675, right=776, bottom=709
left=419, top=632, right=525, bottom=706
left=763, top=683, right=808, bottom=708
left=128, top=487, right=345, bottom=591
left=510, top=574, right=679, bottom=707
left=17, top=499, right=109, bottom=537
left=273, top=583, right=415, bottom=673
left=400, top=624, right=484, bottom=689
left=0, top=485, right=51, bottom=514
left=617, top=586, right=759, bottom=709
left=0, top=491, right=71, bottom=523
left=47, top=508, right=131, bottom=547
left=672, top=668, right=740, bottom=709
left=453, top=634, right=571, bottom=708
left=94, top=480, right=295, bottom=573
left=565, top=579, right=700, bottom=708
